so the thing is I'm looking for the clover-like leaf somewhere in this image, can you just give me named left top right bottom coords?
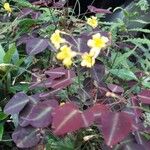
left=107, top=84, right=124, bottom=93
left=4, top=92, right=29, bottom=115
left=52, top=102, right=93, bottom=135
left=12, top=126, right=41, bottom=148
left=137, top=89, right=150, bottom=104
left=101, top=112, right=132, bottom=147
left=21, top=100, right=58, bottom=128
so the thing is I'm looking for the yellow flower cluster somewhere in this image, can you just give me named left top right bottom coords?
left=50, top=30, right=65, bottom=49
left=50, top=26, right=109, bottom=68
left=56, top=45, right=76, bottom=68
left=81, top=33, right=109, bottom=68
left=3, top=3, right=12, bottom=13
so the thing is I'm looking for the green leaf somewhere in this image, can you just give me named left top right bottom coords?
left=13, top=0, right=34, bottom=8
left=0, top=124, right=4, bottom=141
left=128, top=28, right=150, bottom=33
left=113, top=49, right=135, bottom=68
left=0, top=112, right=8, bottom=121
left=0, top=44, right=5, bottom=63
left=18, top=19, right=40, bottom=33
left=109, top=69, right=138, bottom=81
left=142, top=77, right=150, bottom=88
left=125, top=38, right=150, bottom=46
left=3, top=44, right=17, bottom=63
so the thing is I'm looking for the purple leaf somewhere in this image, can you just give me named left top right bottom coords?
left=88, top=5, right=112, bottom=14
left=30, top=68, right=75, bottom=90
left=4, top=92, right=29, bottom=115
left=53, top=0, right=66, bottom=8
left=12, top=126, right=41, bottom=148
left=107, top=84, right=124, bottom=94
left=18, top=8, right=33, bottom=19
left=22, top=100, right=58, bottom=128
left=137, top=89, right=150, bottom=104
left=88, top=103, right=109, bottom=123
left=45, top=67, right=66, bottom=79
left=122, top=143, right=146, bottom=150
left=31, top=11, right=41, bottom=19
left=30, top=77, right=52, bottom=89
left=19, top=94, right=41, bottom=127
left=51, top=70, right=75, bottom=90
left=39, top=88, right=61, bottom=98
left=52, top=102, right=92, bottom=135
left=91, top=61, right=105, bottom=84
left=17, top=34, right=32, bottom=46
left=101, top=112, right=132, bottom=147
left=26, top=38, right=49, bottom=55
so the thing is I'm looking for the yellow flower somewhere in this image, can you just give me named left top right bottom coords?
left=3, top=3, right=12, bottom=13
left=81, top=52, right=95, bottom=68
left=87, top=33, right=109, bottom=58
left=56, top=45, right=76, bottom=67
left=60, top=102, right=65, bottom=106
left=87, top=16, right=98, bottom=28
left=50, top=30, right=65, bottom=49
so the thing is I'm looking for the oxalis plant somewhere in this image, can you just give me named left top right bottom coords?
left=0, top=0, right=150, bottom=149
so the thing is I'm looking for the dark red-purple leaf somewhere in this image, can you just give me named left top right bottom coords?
left=51, top=70, right=75, bottom=90
left=123, top=107, right=141, bottom=132
left=22, top=100, right=58, bottom=128
left=137, top=89, right=150, bottom=104
left=12, top=126, right=41, bottom=148
left=88, top=103, right=110, bottom=123
left=107, top=84, right=124, bottom=94
left=82, top=109, right=94, bottom=128
left=45, top=67, right=66, bottom=79
left=52, top=102, right=82, bottom=135
left=91, top=60, right=105, bottom=84
left=4, top=92, right=29, bottom=115
left=101, top=112, right=132, bottom=147
left=88, top=5, right=112, bottom=14
left=52, top=102, right=92, bottom=135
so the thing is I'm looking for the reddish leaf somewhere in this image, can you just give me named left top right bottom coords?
left=88, top=104, right=110, bottom=123
left=107, top=84, right=124, bottom=94
left=88, top=5, right=112, bottom=14
left=101, top=112, right=132, bottom=147
left=137, top=89, right=150, bottom=104
left=30, top=67, right=75, bottom=91
left=51, top=70, right=75, bottom=90
left=52, top=102, right=93, bottom=135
